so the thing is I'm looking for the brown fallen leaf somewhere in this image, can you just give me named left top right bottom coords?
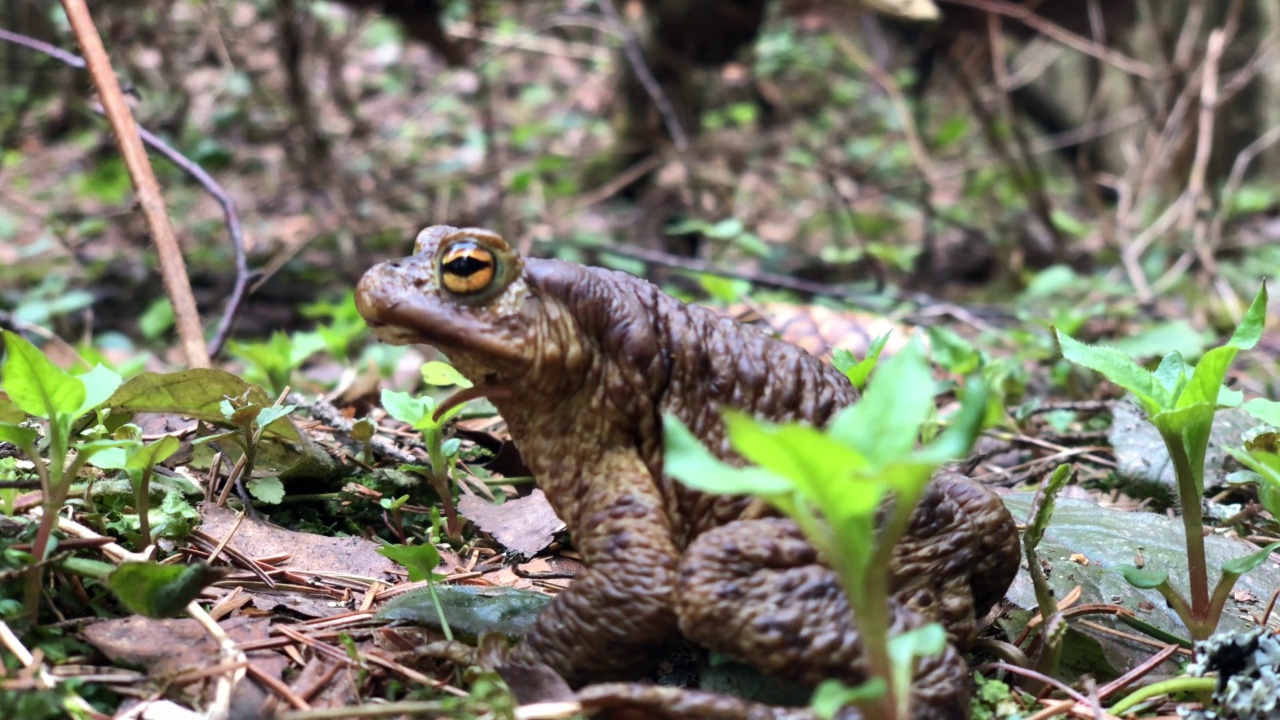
left=198, top=502, right=398, bottom=580
left=458, top=489, right=563, bottom=557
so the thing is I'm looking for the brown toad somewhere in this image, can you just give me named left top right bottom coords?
left=356, top=226, right=1020, bottom=719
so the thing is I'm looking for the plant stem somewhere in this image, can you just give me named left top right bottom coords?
left=1161, top=430, right=1210, bottom=635
left=858, top=494, right=922, bottom=720
left=1107, top=676, right=1217, bottom=715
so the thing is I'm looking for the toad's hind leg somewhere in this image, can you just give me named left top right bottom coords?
left=673, top=478, right=1017, bottom=719
left=674, top=517, right=969, bottom=719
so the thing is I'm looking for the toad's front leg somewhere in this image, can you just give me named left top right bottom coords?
left=510, top=455, right=683, bottom=684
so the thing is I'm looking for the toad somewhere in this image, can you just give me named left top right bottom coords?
left=356, top=226, right=1021, bottom=719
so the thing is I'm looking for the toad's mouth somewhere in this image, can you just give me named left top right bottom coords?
left=366, top=322, right=424, bottom=346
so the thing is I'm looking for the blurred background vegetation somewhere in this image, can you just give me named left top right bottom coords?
left=2, top=0, right=1279, bottom=353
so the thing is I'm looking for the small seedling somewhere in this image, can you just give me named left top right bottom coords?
left=194, top=392, right=296, bottom=506
left=664, top=337, right=989, bottom=719
left=0, top=330, right=131, bottom=619
left=378, top=540, right=452, bottom=640
left=1055, top=283, right=1275, bottom=640
left=90, top=427, right=180, bottom=548
left=831, top=330, right=890, bottom=390
left=379, top=387, right=467, bottom=539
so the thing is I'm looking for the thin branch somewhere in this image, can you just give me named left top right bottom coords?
left=943, top=0, right=1160, bottom=79
left=58, top=0, right=210, bottom=368
left=594, top=0, right=689, bottom=152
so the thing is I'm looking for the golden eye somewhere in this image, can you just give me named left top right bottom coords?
left=439, top=241, right=498, bottom=296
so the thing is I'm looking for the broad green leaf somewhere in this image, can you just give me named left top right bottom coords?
left=74, top=439, right=138, bottom=467
left=1221, top=542, right=1280, bottom=575
left=104, top=369, right=302, bottom=442
left=379, top=542, right=443, bottom=583
left=75, top=364, right=123, bottom=418
left=914, top=378, right=990, bottom=464
left=247, top=477, right=285, bottom=504
left=255, top=405, right=295, bottom=429
left=381, top=389, right=429, bottom=426
left=1, top=330, right=85, bottom=419
left=1225, top=447, right=1280, bottom=518
left=663, top=414, right=793, bottom=496
left=1111, top=565, right=1169, bottom=589
left=832, top=331, right=890, bottom=390
left=926, top=326, right=980, bottom=375
left=421, top=361, right=473, bottom=388
left=0, top=423, right=39, bottom=448
left=1177, top=346, right=1237, bottom=410
left=1243, top=398, right=1280, bottom=427
left=809, top=678, right=886, bottom=719
left=1114, top=322, right=1207, bottom=362
left=888, top=622, right=948, bottom=688
left=108, top=561, right=224, bottom=618
left=0, top=394, right=23, bottom=424
left=127, top=436, right=180, bottom=471
left=1226, top=282, right=1268, bottom=350
left=829, top=337, right=934, bottom=461
left=288, top=331, right=328, bottom=366
left=378, top=584, right=552, bottom=639
left=1055, top=330, right=1165, bottom=414
left=1152, top=353, right=1189, bottom=399
left=723, top=411, right=868, bottom=502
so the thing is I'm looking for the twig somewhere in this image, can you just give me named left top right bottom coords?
left=58, top=0, right=210, bottom=368
left=978, top=662, right=1097, bottom=708
left=943, top=0, right=1158, bottom=79
left=593, top=0, right=688, bottom=153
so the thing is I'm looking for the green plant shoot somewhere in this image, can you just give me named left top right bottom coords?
left=0, top=330, right=129, bottom=619
left=1054, top=282, right=1269, bottom=640
left=664, top=337, right=989, bottom=719
left=380, top=381, right=470, bottom=539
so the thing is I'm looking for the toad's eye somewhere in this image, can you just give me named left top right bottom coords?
left=439, top=241, right=497, bottom=296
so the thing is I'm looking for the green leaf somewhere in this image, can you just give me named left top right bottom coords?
left=697, top=274, right=751, bottom=304
left=1243, top=398, right=1280, bottom=427
left=1152, top=353, right=1189, bottom=399
left=255, top=405, right=295, bottom=429
left=829, top=336, right=934, bottom=462
left=381, top=389, right=430, bottom=426
left=1111, top=565, right=1169, bottom=589
left=1221, top=542, right=1280, bottom=576
left=1055, top=329, right=1166, bottom=414
left=247, top=477, right=285, bottom=504
left=108, top=562, right=223, bottom=618
left=809, top=678, right=886, bottom=719
left=0, top=422, right=39, bottom=448
left=379, top=542, right=443, bottom=583
left=1226, top=282, right=1268, bottom=350
left=916, top=378, right=990, bottom=463
left=421, top=361, right=473, bottom=388
left=832, top=331, right=891, bottom=390
left=1177, top=346, right=1238, bottom=410
left=126, top=436, right=180, bottom=471
left=663, top=414, right=794, bottom=496
left=1114, top=322, right=1208, bottom=362
left=724, top=411, right=869, bottom=502
left=888, top=622, right=948, bottom=713
left=925, top=326, right=980, bottom=375
left=1, top=330, right=85, bottom=419
left=104, top=369, right=303, bottom=442
left=75, top=364, right=123, bottom=418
